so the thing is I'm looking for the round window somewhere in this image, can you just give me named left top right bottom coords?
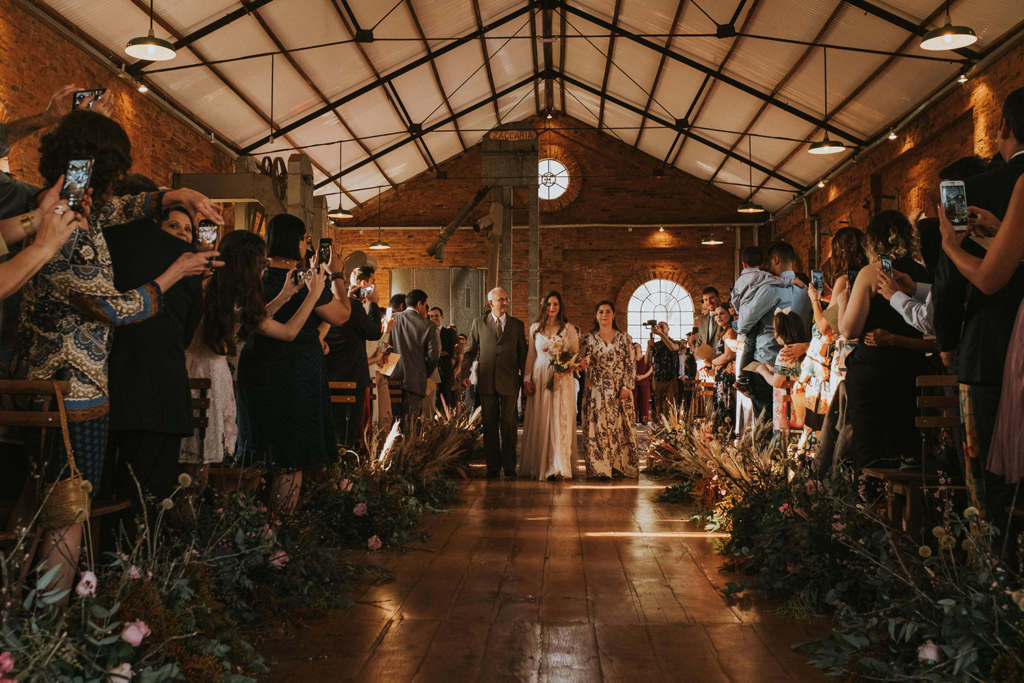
left=538, top=159, right=569, bottom=200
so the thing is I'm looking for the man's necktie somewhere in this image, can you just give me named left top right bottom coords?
left=493, top=317, right=503, bottom=340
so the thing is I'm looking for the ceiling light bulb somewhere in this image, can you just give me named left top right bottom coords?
left=125, top=28, right=176, bottom=61
left=958, top=71, right=968, bottom=84
left=138, top=83, right=148, bottom=93
left=737, top=202, right=764, bottom=213
left=818, top=179, right=826, bottom=188
left=920, top=22, right=977, bottom=51
left=888, top=129, right=897, bottom=140
left=547, top=111, right=553, bottom=119
left=658, top=225, right=664, bottom=232
left=808, top=137, right=846, bottom=155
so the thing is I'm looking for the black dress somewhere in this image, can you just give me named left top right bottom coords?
left=236, top=268, right=335, bottom=470
left=845, top=258, right=930, bottom=471
left=713, top=335, right=736, bottom=423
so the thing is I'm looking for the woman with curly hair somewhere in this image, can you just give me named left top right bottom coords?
left=839, top=210, right=935, bottom=473
left=12, top=109, right=221, bottom=596
left=179, top=229, right=323, bottom=494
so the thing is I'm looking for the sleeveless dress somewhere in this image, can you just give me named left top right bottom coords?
left=179, top=339, right=236, bottom=464
left=988, top=301, right=1024, bottom=483
left=519, top=325, right=579, bottom=480
left=236, top=268, right=335, bottom=471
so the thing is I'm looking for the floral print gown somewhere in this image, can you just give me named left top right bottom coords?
left=581, top=330, right=638, bottom=478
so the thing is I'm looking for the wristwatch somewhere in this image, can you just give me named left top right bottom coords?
left=20, top=212, right=37, bottom=239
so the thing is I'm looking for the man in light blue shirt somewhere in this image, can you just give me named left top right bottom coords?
left=736, top=241, right=812, bottom=422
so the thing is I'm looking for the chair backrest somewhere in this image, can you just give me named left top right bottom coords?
left=329, top=381, right=358, bottom=404
left=0, top=380, right=73, bottom=428
left=915, top=374, right=960, bottom=430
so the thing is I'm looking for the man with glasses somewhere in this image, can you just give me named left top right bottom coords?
left=462, top=288, right=528, bottom=478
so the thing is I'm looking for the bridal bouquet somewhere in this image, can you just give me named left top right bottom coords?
left=544, top=339, right=586, bottom=391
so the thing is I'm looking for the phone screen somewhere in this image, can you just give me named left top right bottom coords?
left=848, top=268, right=860, bottom=285
left=811, top=270, right=824, bottom=292
left=318, top=238, right=332, bottom=265
left=195, top=220, right=219, bottom=252
left=940, top=181, right=968, bottom=230
left=880, top=254, right=894, bottom=277
left=61, top=157, right=95, bottom=211
left=72, top=89, right=106, bottom=110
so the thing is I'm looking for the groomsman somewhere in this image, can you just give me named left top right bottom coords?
left=462, top=288, right=528, bottom=478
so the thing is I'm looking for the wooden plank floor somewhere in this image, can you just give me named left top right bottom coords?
left=258, top=432, right=830, bottom=683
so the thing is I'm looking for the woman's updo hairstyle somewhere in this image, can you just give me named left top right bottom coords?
left=38, top=110, right=132, bottom=199
left=863, top=210, right=920, bottom=263
left=266, top=213, right=306, bottom=261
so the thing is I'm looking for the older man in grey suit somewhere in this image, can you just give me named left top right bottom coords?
left=462, top=287, right=528, bottom=478
left=390, top=288, right=440, bottom=421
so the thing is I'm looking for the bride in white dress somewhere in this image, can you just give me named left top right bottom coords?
left=520, top=291, right=579, bottom=480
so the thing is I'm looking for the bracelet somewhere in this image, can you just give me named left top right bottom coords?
left=20, top=212, right=37, bottom=239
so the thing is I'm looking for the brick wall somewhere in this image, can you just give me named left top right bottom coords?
left=0, top=0, right=233, bottom=189
left=773, top=39, right=1024, bottom=271
left=336, top=112, right=768, bottom=329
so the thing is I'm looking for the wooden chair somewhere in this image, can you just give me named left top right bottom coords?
left=189, top=377, right=212, bottom=462
left=0, top=380, right=129, bottom=556
left=862, top=467, right=940, bottom=541
left=915, top=374, right=960, bottom=431
left=328, top=381, right=358, bottom=405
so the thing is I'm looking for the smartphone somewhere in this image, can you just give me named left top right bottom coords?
left=318, top=238, right=332, bottom=265
left=293, top=268, right=313, bottom=285
left=847, top=268, right=860, bottom=286
left=880, top=254, right=894, bottom=277
left=72, top=89, right=106, bottom=109
left=357, top=284, right=375, bottom=300
left=60, top=157, right=95, bottom=211
left=811, top=270, right=824, bottom=292
left=939, top=180, right=968, bottom=231
left=195, top=219, right=219, bottom=253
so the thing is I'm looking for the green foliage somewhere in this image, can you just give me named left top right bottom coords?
left=654, top=481, right=693, bottom=504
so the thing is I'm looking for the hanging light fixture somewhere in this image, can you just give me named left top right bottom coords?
left=137, top=83, right=148, bottom=93
left=701, top=233, right=724, bottom=246
left=738, top=136, right=765, bottom=213
left=957, top=68, right=969, bottom=84
left=125, top=0, right=176, bottom=61
left=920, top=0, right=977, bottom=51
left=328, top=141, right=352, bottom=220
left=369, top=187, right=390, bottom=250
left=808, top=48, right=846, bottom=155
left=658, top=225, right=665, bottom=232
left=888, top=129, right=897, bottom=140
left=818, top=179, right=826, bottom=188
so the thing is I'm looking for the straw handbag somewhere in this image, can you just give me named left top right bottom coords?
left=38, top=380, right=91, bottom=530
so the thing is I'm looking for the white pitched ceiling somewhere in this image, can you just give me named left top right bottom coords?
left=37, top=0, right=1024, bottom=211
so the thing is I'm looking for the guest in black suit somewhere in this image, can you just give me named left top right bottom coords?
left=103, top=188, right=203, bottom=528
left=428, top=307, right=457, bottom=411
left=933, top=87, right=1024, bottom=529
left=323, top=265, right=383, bottom=450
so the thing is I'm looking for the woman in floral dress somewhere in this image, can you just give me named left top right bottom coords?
left=581, top=300, right=637, bottom=478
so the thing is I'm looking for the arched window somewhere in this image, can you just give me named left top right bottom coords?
left=626, top=279, right=696, bottom=345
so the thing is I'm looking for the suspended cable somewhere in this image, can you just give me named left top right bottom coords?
left=371, top=0, right=405, bottom=31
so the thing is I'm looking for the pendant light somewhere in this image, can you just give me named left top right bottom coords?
left=738, top=136, right=765, bottom=213
left=920, top=0, right=977, bottom=51
left=808, top=48, right=846, bottom=155
left=701, top=233, right=724, bottom=246
left=369, top=187, right=390, bottom=250
left=125, top=0, right=176, bottom=61
left=328, top=141, right=352, bottom=220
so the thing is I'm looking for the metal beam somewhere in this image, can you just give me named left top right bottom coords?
left=596, top=0, right=623, bottom=130
left=246, top=6, right=384, bottom=200
left=707, top=0, right=846, bottom=186
left=558, top=1, right=865, bottom=146
left=672, top=0, right=764, bottom=166
left=845, top=0, right=978, bottom=59
left=558, top=5, right=566, bottom=112
left=314, top=74, right=539, bottom=189
left=241, top=1, right=538, bottom=153
left=132, top=0, right=279, bottom=73
left=559, top=71, right=804, bottom=189
left=471, top=0, right=503, bottom=122
left=634, top=0, right=686, bottom=149
left=405, top=0, right=469, bottom=151
left=530, top=5, right=542, bottom=115
left=328, top=0, right=436, bottom=172
left=743, top=0, right=963, bottom=200
left=543, top=4, right=556, bottom=113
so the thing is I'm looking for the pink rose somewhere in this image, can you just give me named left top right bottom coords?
left=75, top=571, right=97, bottom=597
left=0, top=651, right=14, bottom=673
left=106, top=662, right=133, bottom=681
left=368, top=535, right=382, bottom=550
left=805, top=480, right=823, bottom=496
left=262, top=524, right=274, bottom=540
left=340, top=479, right=353, bottom=492
left=120, top=620, right=151, bottom=647
left=778, top=503, right=792, bottom=517
left=269, top=549, right=289, bottom=568
left=128, top=566, right=141, bottom=580
left=917, top=640, right=941, bottom=662
left=353, top=503, right=368, bottom=517
left=542, top=348, right=548, bottom=353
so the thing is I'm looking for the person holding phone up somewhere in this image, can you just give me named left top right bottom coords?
left=9, top=109, right=225, bottom=598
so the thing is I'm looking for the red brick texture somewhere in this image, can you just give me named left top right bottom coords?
left=0, top=0, right=232, bottom=191
left=773, top=40, right=1024, bottom=270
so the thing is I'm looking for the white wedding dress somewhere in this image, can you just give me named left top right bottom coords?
left=519, top=324, right=579, bottom=480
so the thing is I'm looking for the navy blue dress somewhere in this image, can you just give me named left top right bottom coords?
left=236, top=268, right=336, bottom=470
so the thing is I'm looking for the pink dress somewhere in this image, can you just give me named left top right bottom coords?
left=988, top=301, right=1024, bottom=483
